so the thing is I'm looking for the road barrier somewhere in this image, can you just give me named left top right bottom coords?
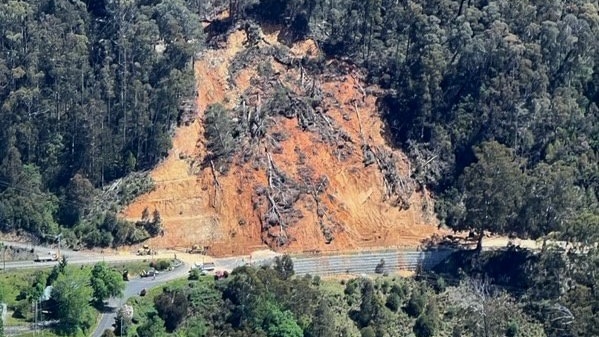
left=292, top=248, right=454, bottom=276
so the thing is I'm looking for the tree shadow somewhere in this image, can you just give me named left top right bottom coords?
left=96, top=302, right=118, bottom=314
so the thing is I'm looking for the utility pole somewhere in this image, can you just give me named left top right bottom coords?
left=1, top=242, right=5, bottom=272
left=119, top=298, right=124, bottom=336
left=55, top=233, right=62, bottom=259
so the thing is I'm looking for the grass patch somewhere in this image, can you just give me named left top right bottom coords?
left=107, top=260, right=152, bottom=276
left=15, top=331, right=62, bottom=337
left=0, top=268, right=52, bottom=307
left=319, top=278, right=346, bottom=296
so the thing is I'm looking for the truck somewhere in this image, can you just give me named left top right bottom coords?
left=34, top=252, right=59, bottom=262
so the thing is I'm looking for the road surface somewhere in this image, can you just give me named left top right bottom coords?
left=91, top=255, right=279, bottom=337
left=2, top=237, right=538, bottom=336
left=91, top=262, right=190, bottom=337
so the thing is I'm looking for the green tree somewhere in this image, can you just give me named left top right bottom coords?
left=274, top=255, right=294, bottom=280
left=90, top=262, right=125, bottom=306
left=204, top=104, right=237, bottom=167
left=404, top=290, right=426, bottom=318
left=114, top=306, right=132, bottom=336
left=520, top=162, right=583, bottom=241
left=446, top=142, right=526, bottom=250
left=263, top=306, right=303, bottom=337
left=50, top=268, right=95, bottom=335
left=356, top=279, right=377, bottom=327
left=413, top=314, right=436, bottom=337
left=155, top=288, right=189, bottom=332
left=306, top=299, right=335, bottom=337
left=101, top=329, right=116, bottom=337
left=137, top=313, right=167, bottom=337
left=59, top=174, right=95, bottom=227
left=360, top=326, right=375, bottom=337
left=0, top=301, right=4, bottom=337
left=385, top=293, right=401, bottom=312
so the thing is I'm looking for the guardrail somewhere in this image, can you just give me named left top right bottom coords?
left=292, top=248, right=455, bottom=276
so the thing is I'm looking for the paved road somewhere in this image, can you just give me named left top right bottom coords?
left=91, top=256, right=277, bottom=337
left=92, top=262, right=191, bottom=337
left=2, top=237, right=533, bottom=336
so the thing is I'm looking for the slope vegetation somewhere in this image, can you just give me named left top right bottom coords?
left=122, top=26, right=442, bottom=256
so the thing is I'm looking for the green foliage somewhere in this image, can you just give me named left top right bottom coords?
left=274, top=255, right=294, bottom=280
left=385, top=293, right=401, bottom=312
left=50, top=268, right=95, bottom=335
left=344, top=279, right=359, bottom=296
left=154, top=288, right=189, bottom=332
left=0, top=0, right=200, bottom=246
left=360, top=326, right=376, bottom=337
left=188, top=269, right=201, bottom=281
left=441, top=141, right=526, bottom=249
left=506, top=322, right=519, bottom=337
left=404, top=290, right=426, bottom=318
left=263, top=305, right=303, bottom=337
left=137, top=313, right=167, bottom=337
left=413, top=314, right=436, bottom=337
left=184, top=318, right=208, bottom=337
left=355, top=279, right=377, bottom=327
left=101, top=329, right=116, bottom=337
left=152, top=260, right=171, bottom=271
left=306, top=299, right=335, bottom=337
left=204, top=103, right=238, bottom=170
left=90, top=262, right=125, bottom=305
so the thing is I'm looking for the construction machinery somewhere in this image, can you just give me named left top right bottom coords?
left=136, top=244, right=156, bottom=256
left=186, top=245, right=208, bottom=254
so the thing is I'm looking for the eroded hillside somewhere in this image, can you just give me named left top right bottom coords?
left=122, top=26, right=442, bottom=256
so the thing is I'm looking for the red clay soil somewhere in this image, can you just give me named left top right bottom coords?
left=122, top=28, right=446, bottom=257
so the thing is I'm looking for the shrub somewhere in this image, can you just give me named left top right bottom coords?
left=101, top=329, right=116, bottom=337
left=345, top=279, right=359, bottom=296
left=390, top=284, right=407, bottom=298
left=506, top=322, right=519, bottom=337
left=404, top=291, right=426, bottom=318
left=155, top=289, right=189, bottom=332
left=154, top=259, right=171, bottom=271
left=434, top=276, right=447, bottom=293
left=386, top=293, right=401, bottom=312
left=188, top=269, right=200, bottom=280
left=413, top=314, right=436, bottom=337
left=360, top=326, right=376, bottom=337
left=374, top=259, right=385, bottom=274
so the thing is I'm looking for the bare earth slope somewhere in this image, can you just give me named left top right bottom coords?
left=122, top=28, right=442, bottom=257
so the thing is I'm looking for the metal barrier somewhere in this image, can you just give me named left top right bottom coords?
left=292, top=248, right=455, bottom=276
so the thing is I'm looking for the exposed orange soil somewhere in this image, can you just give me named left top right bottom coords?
left=122, top=27, right=444, bottom=257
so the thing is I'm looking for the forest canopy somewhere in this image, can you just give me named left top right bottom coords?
left=227, top=0, right=599, bottom=244
left=0, top=0, right=201, bottom=245
left=1, top=0, right=598, bottom=250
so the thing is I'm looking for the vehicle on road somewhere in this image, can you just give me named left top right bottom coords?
left=193, top=262, right=215, bottom=272
left=140, top=289, right=147, bottom=297
left=34, top=252, right=58, bottom=262
left=140, top=268, right=159, bottom=278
